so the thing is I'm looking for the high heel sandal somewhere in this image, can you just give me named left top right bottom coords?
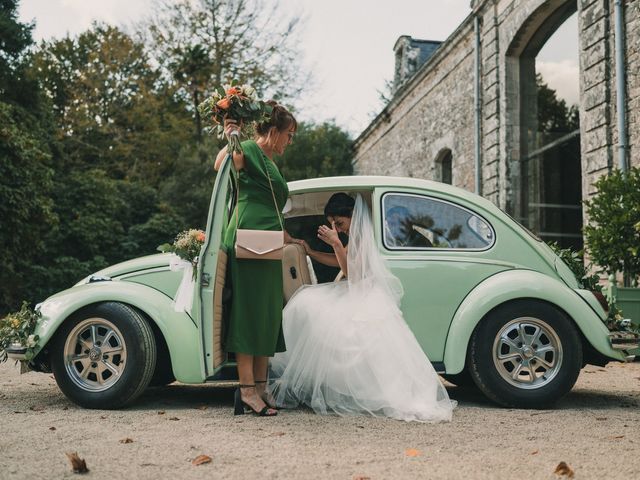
left=234, top=384, right=277, bottom=416
left=255, top=380, right=279, bottom=410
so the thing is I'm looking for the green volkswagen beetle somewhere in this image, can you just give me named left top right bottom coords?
left=7, top=157, right=639, bottom=409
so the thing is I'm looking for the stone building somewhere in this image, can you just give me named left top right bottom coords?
left=354, top=0, right=639, bottom=250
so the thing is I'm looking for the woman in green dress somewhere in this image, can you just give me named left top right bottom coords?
left=214, top=102, right=297, bottom=416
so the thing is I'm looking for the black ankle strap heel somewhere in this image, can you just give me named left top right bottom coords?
left=234, top=384, right=277, bottom=417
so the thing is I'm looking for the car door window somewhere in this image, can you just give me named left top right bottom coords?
left=382, top=193, right=495, bottom=250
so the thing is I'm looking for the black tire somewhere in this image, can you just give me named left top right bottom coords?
left=51, top=302, right=156, bottom=409
left=149, top=331, right=175, bottom=387
left=468, top=299, right=582, bottom=409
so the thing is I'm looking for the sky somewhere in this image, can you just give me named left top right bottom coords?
left=18, top=0, right=579, bottom=136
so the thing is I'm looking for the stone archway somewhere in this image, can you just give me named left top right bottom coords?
left=503, top=0, right=583, bottom=249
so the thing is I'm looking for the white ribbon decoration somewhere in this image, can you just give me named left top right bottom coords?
left=170, top=255, right=195, bottom=313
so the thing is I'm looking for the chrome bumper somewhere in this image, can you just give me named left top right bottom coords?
left=6, top=343, right=27, bottom=361
left=608, top=331, right=640, bottom=355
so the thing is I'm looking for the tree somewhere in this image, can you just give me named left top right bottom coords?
left=0, top=1, right=57, bottom=313
left=584, top=168, right=640, bottom=286
left=278, top=121, right=353, bottom=181
left=0, top=0, right=34, bottom=105
left=144, top=0, right=306, bottom=139
left=30, top=24, right=193, bottom=184
left=536, top=74, right=579, bottom=134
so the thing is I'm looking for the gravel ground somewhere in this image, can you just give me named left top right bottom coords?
left=1, top=361, right=639, bottom=480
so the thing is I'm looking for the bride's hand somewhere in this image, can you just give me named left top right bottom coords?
left=318, top=222, right=340, bottom=248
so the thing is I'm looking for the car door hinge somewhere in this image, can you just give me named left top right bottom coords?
left=201, top=273, right=211, bottom=287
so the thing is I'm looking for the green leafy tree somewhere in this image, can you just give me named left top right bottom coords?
left=158, top=139, right=218, bottom=228
left=0, top=1, right=57, bottom=313
left=584, top=167, right=640, bottom=286
left=30, top=24, right=193, bottom=184
left=144, top=0, right=306, bottom=139
left=536, top=74, right=579, bottom=134
left=278, top=121, right=353, bottom=181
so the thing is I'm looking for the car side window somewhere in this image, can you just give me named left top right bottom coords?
left=382, top=193, right=495, bottom=250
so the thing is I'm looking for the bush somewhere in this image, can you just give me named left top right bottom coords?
left=584, top=167, right=640, bottom=286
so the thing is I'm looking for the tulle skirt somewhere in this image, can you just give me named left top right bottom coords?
left=270, top=280, right=456, bottom=423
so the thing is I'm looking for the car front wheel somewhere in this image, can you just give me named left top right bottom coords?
left=51, top=302, right=156, bottom=409
left=468, top=300, right=582, bottom=408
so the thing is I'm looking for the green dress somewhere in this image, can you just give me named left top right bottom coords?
left=223, top=140, right=288, bottom=356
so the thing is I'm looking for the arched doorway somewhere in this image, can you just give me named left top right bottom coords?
left=505, top=0, right=582, bottom=250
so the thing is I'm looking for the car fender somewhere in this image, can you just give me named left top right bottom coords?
left=34, top=281, right=205, bottom=383
left=443, top=269, right=626, bottom=374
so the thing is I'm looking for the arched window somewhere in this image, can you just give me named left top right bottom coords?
left=435, top=149, right=452, bottom=185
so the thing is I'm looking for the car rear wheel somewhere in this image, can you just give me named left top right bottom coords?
left=51, top=302, right=156, bottom=409
left=468, top=300, right=582, bottom=408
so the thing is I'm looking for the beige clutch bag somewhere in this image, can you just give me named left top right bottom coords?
left=235, top=229, right=284, bottom=260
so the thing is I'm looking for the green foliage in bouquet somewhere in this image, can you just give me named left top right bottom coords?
left=584, top=167, right=640, bottom=286
left=0, top=302, right=41, bottom=363
left=157, top=229, right=206, bottom=265
left=197, top=81, right=272, bottom=154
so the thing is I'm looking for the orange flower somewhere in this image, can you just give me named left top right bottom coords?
left=196, top=232, right=206, bottom=243
left=226, top=87, right=241, bottom=95
left=216, top=97, right=231, bottom=109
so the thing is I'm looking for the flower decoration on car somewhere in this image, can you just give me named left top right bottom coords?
left=0, top=302, right=41, bottom=363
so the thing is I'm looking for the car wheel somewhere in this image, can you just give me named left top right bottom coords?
left=51, top=302, right=156, bottom=409
left=468, top=299, right=582, bottom=408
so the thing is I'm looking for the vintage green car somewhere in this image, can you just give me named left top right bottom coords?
left=7, top=158, right=639, bottom=409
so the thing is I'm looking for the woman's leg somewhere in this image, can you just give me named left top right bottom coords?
left=236, top=353, right=274, bottom=413
left=254, top=355, right=277, bottom=407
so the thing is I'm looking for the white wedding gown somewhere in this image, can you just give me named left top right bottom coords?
left=270, top=196, right=455, bottom=422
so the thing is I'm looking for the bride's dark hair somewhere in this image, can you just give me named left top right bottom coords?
left=324, top=193, right=355, bottom=218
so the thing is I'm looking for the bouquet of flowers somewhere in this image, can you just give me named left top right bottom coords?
left=158, top=229, right=206, bottom=268
left=0, top=302, right=41, bottom=363
left=197, top=81, right=272, bottom=155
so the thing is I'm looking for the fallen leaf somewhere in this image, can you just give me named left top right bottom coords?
left=49, top=427, right=56, bottom=431
left=595, top=417, right=607, bottom=421
left=609, top=435, right=625, bottom=439
left=530, top=449, right=539, bottom=455
left=356, top=425, right=365, bottom=429
left=554, top=461, right=574, bottom=478
left=13, top=411, right=25, bottom=414
left=269, top=432, right=286, bottom=437
left=119, top=438, right=134, bottom=444
left=169, top=417, right=180, bottom=421
left=405, top=448, right=421, bottom=457
left=191, top=455, right=212, bottom=466
left=196, top=405, right=208, bottom=410
left=353, top=476, right=371, bottom=480
left=99, top=415, right=107, bottom=420
left=157, top=411, right=166, bottom=415
left=29, top=405, right=45, bottom=411
left=65, top=452, right=89, bottom=474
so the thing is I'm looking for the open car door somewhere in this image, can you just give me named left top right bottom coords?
left=197, top=155, right=235, bottom=377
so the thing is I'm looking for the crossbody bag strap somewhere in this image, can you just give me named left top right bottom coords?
left=232, top=149, right=285, bottom=231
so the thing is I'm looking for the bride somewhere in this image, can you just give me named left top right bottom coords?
left=270, top=193, right=456, bottom=422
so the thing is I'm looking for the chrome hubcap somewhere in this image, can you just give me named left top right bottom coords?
left=492, top=317, right=563, bottom=389
left=63, top=318, right=127, bottom=392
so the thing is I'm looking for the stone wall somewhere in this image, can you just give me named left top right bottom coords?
left=354, top=17, right=477, bottom=192
left=354, top=0, right=639, bottom=219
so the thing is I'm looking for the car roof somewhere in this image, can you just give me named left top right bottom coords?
left=288, top=175, right=499, bottom=213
